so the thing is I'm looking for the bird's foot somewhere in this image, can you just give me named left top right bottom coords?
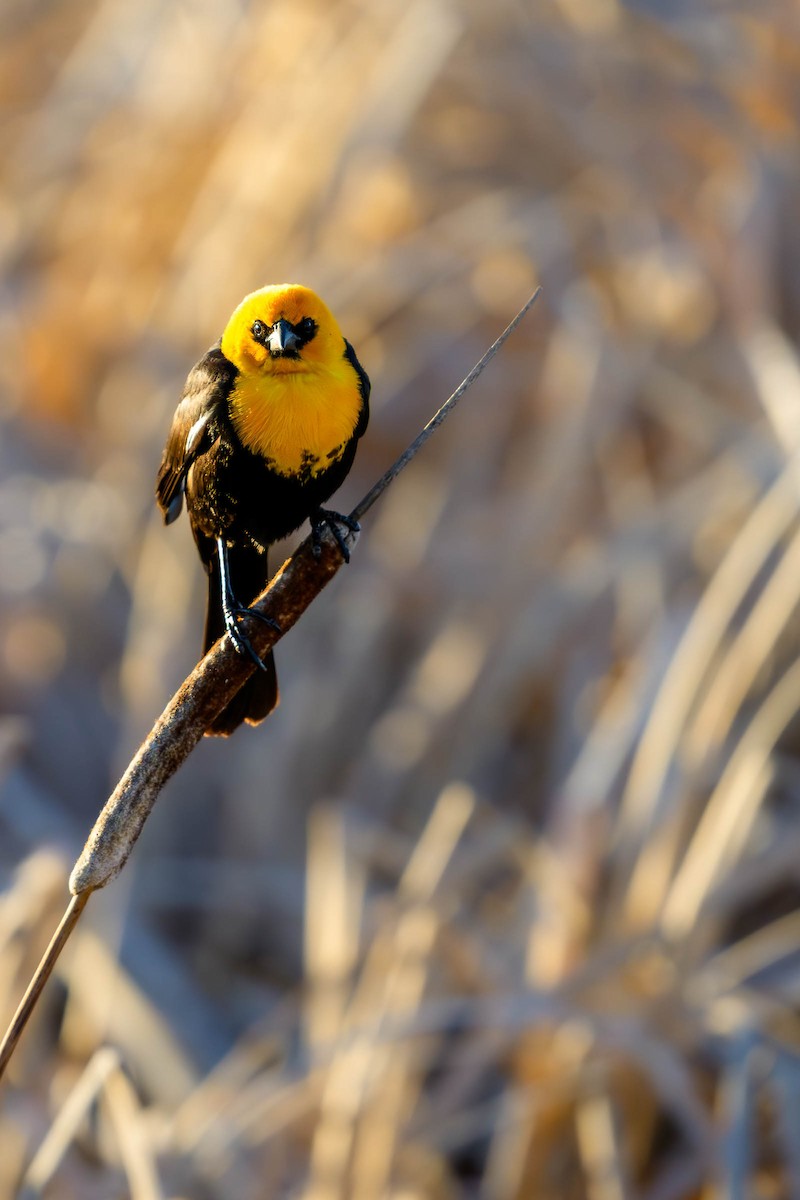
left=311, top=509, right=360, bottom=562
left=224, top=605, right=281, bottom=670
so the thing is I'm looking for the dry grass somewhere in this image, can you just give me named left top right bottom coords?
left=2, top=0, right=800, bottom=1196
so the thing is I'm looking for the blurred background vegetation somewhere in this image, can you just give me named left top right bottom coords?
left=2, top=0, right=800, bottom=1196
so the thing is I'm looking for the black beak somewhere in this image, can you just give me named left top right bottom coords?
left=268, top=319, right=301, bottom=357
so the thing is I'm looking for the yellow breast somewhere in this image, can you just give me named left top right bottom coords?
left=228, top=362, right=362, bottom=478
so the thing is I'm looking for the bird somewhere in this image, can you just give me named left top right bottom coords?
left=155, top=283, right=370, bottom=736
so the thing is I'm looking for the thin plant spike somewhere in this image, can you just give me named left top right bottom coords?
left=0, top=288, right=542, bottom=1086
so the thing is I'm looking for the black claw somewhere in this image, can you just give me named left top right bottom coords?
left=311, top=509, right=360, bottom=563
left=215, top=537, right=280, bottom=670
left=239, top=607, right=282, bottom=635
left=224, top=606, right=281, bottom=670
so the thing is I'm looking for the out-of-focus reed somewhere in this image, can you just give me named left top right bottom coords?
left=2, top=1, right=800, bottom=1195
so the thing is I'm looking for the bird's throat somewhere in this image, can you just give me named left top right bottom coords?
left=228, top=367, right=361, bottom=478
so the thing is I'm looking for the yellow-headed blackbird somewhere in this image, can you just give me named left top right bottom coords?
left=156, top=284, right=370, bottom=736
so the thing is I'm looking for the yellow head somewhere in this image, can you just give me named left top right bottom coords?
left=220, top=284, right=345, bottom=377
left=220, top=284, right=365, bottom=474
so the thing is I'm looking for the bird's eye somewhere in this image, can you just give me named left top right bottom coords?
left=252, top=321, right=266, bottom=342
left=299, top=317, right=316, bottom=335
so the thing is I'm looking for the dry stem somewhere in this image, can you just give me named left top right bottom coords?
left=0, top=288, right=540, bottom=1083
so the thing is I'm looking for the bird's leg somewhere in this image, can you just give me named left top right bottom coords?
left=310, top=509, right=360, bottom=563
left=216, top=538, right=280, bottom=671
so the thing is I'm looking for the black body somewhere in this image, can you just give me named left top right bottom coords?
left=156, top=341, right=370, bottom=735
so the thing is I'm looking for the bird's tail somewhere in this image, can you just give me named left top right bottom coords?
left=203, top=544, right=279, bottom=736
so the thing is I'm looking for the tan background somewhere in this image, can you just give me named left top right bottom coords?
left=1, top=2, right=800, bottom=1196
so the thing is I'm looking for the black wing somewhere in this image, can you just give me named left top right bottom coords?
left=156, top=345, right=237, bottom=525
left=344, top=339, right=371, bottom=440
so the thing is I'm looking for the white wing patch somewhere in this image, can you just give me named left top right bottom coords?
left=186, top=411, right=211, bottom=457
